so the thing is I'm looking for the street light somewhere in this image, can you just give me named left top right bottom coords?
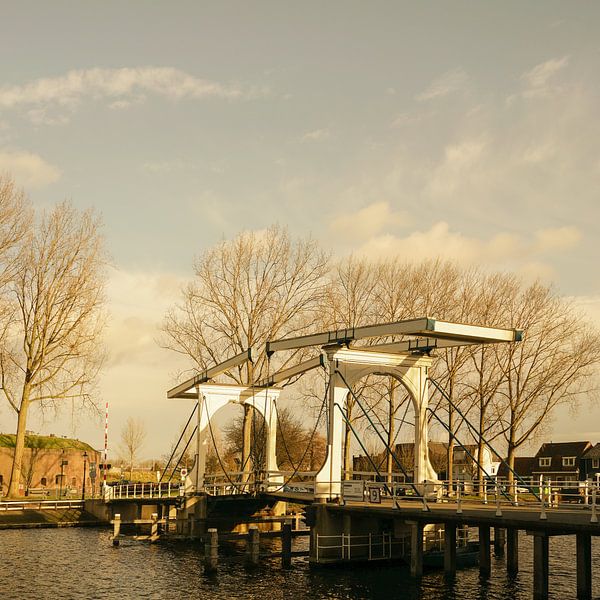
left=81, top=451, right=88, bottom=500
left=58, top=450, right=68, bottom=498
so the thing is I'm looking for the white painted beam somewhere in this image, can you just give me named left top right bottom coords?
left=166, top=348, right=254, bottom=399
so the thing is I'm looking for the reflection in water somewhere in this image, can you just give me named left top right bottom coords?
left=0, top=528, right=598, bottom=599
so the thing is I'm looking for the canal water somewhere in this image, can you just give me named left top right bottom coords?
left=1, top=527, right=598, bottom=599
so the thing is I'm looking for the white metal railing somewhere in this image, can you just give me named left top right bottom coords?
left=315, top=532, right=395, bottom=562
left=103, top=482, right=183, bottom=501
left=0, top=499, right=84, bottom=511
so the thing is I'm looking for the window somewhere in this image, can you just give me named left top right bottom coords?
left=539, top=457, right=551, bottom=467
left=562, top=456, right=576, bottom=467
left=0, top=474, right=3, bottom=485
left=72, top=477, right=77, bottom=486
left=40, top=477, right=47, bottom=487
left=55, top=474, right=62, bottom=485
left=593, top=458, right=599, bottom=470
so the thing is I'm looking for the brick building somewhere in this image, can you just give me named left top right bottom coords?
left=0, top=433, right=101, bottom=497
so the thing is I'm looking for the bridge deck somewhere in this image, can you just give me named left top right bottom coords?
left=325, top=499, right=600, bottom=535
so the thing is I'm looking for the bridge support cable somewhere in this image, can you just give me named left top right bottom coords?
left=159, top=403, right=198, bottom=483
left=429, top=377, right=540, bottom=501
left=425, top=407, right=512, bottom=503
left=271, top=380, right=329, bottom=491
left=203, top=395, right=247, bottom=493
left=336, top=370, right=429, bottom=510
left=333, top=403, right=403, bottom=511
left=168, top=424, right=198, bottom=483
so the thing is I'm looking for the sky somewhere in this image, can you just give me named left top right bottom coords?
left=0, top=1, right=599, bottom=460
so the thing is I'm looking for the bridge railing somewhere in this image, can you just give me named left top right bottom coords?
left=341, top=473, right=600, bottom=512
left=0, top=499, right=84, bottom=511
left=103, top=482, right=183, bottom=501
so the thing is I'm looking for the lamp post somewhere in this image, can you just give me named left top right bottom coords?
left=58, top=451, right=68, bottom=498
left=81, top=451, right=88, bottom=500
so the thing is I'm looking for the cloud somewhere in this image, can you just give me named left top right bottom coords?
left=0, top=67, right=258, bottom=121
left=301, top=128, right=331, bottom=142
left=330, top=201, right=408, bottom=241
left=416, top=67, right=469, bottom=101
left=354, top=221, right=582, bottom=277
left=522, top=56, right=569, bottom=92
left=0, top=150, right=61, bottom=187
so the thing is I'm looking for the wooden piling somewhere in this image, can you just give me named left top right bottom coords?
left=494, top=527, right=506, bottom=556
left=444, top=523, right=457, bottom=577
left=204, top=528, right=218, bottom=573
left=282, top=523, right=292, bottom=568
left=247, top=525, right=260, bottom=565
left=506, top=528, right=519, bottom=576
left=112, top=513, right=121, bottom=546
left=533, top=532, right=549, bottom=600
left=409, top=522, right=423, bottom=578
left=576, top=533, right=592, bottom=600
left=150, top=513, right=159, bottom=542
left=479, top=525, right=491, bottom=577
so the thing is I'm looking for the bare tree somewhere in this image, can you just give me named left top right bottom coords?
left=120, top=417, right=147, bottom=479
left=495, top=282, right=600, bottom=483
left=3, top=202, right=107, bottom=497
left=161, top=226, right=329, bottom=482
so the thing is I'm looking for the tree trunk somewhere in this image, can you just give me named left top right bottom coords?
left=8, top=393, right=30, bottom=498
left=507, top=443, right=516, bottom=487
left=477, top=405, right=486, bottom=495
left=447, top=404, right=454, bottom=491
left=343, top=398, right=353, bottom=480
left=241, top=403, right=253, bottom=485
left=386, top=380, right=396, bottom=484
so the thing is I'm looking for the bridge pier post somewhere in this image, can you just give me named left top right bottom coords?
left=112, top=513, right=121, bottom=546
left=532, top=531, right=549, bottom=600
left=204, top=528, right=218, bottom=573
left=479, top=525, right=491, bottom=577
left=247, top=525, right=260, bottom=565
left=444, top=522, right=457, bottom=576
left=494, top=527, right=506, bottom=556
left=150, top=513, right=159, bottom=541
left=282, top=522, right=292, bottom=567
left=576, top=533, right=592, bottom=600
left=506, top=528, right=519, bottom=576
left=409, top=521, right=424, bottom=577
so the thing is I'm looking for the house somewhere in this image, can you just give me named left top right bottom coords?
left=0, top=433, right=101, bottom=497
left=497, top=456, right=536, bottom=482
left=452, top=444, right=501, bottom=489
left=531, top=441, right=592, bottom=483
left=580, top=443, right=600, bottom=481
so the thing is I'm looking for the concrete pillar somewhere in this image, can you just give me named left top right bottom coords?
left=282, top=523, right=292, bottom=568
left=479, top=525, right=491, bottom=577
left=247, top=525, right=260, bottom=565
left=494, top=527, right=506, bottom=556
left=410, top=522, right=424, bottom=578
left=444, top=523, right=457, bottom=576
left=506, top=528, right=519, bottom=576
left=188, top=515, right=195, bottom=539
left=576, top=533, right=592, bottom=600
left=533, top=532, right=549, bottom=600
left=112, top=513, right=121, bottom=546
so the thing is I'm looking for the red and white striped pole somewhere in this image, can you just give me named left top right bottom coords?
left=103, top=400, right=109, bottom=484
